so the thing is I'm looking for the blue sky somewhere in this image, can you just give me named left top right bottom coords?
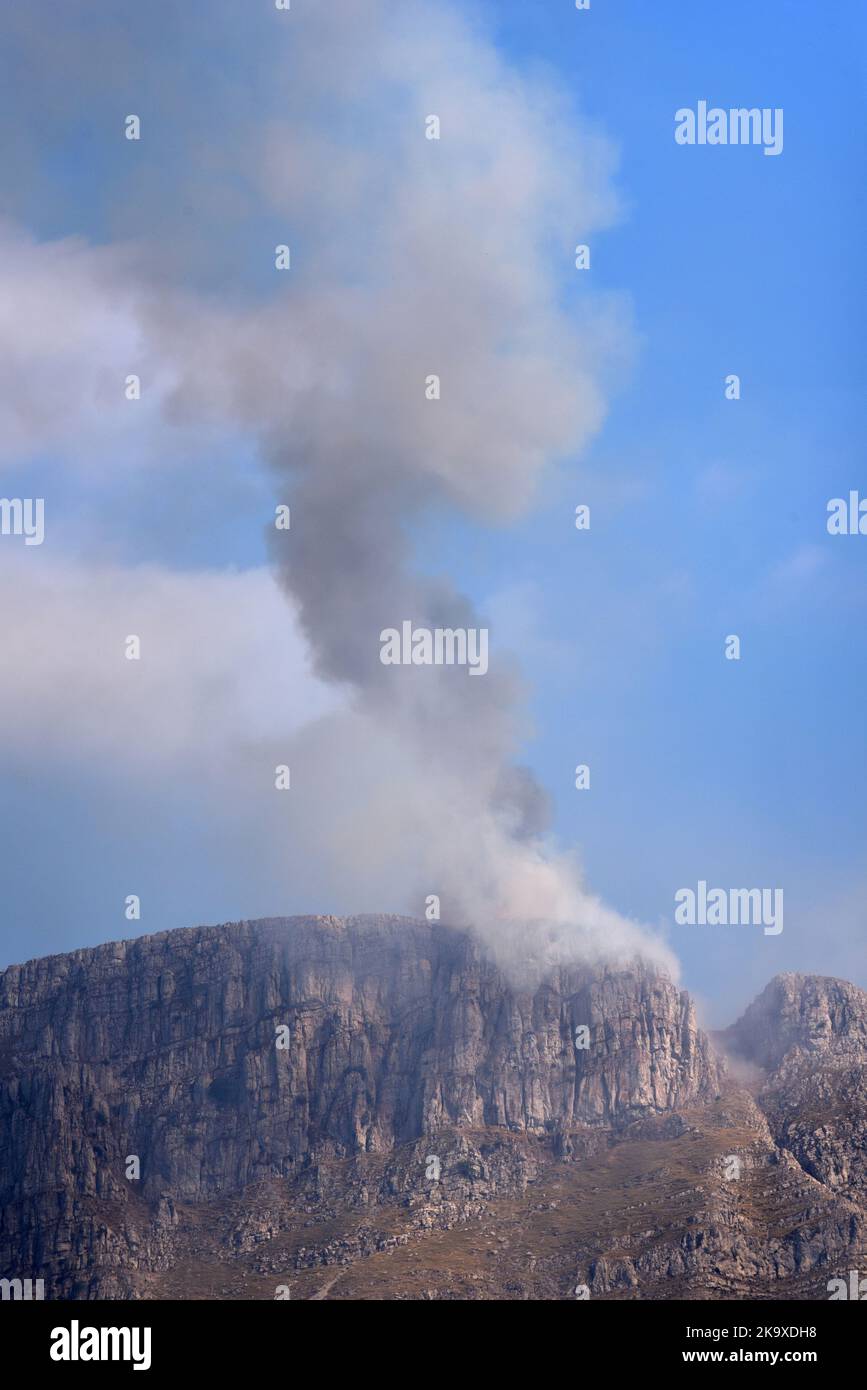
left=0, top=1, right=863, bottom=1024
left=465, top=0, right=867, bottom=1015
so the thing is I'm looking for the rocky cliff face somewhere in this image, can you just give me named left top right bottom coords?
left=1, top=922, right=864, bottom=1300
left=723, top=972, right=867, bottom=1209
left=0, top=915, right=719, bottom=1193
left=723, top=972, right=867, bottom=1072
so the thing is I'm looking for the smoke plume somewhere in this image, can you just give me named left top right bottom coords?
left=2, top=0, right=676, bottom=975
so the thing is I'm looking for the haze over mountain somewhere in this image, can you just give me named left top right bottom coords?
left=2, top=917, right=864, bottom=1301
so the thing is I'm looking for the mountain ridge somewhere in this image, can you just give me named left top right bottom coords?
left=1, top=916, right=865, bottom=1300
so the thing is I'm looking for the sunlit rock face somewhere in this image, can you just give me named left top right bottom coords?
left=4, top=923, right=866, bottom=1302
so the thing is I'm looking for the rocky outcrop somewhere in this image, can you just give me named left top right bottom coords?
left=0, top=915, right=719, bottom=1296
left=2, top=924, right=865, bottom=1300
left=722, top=972, right=867, bottom=1072
left=0, top=915, right=720, bottom=1192
left=723, top=972, right=867, bottom=1208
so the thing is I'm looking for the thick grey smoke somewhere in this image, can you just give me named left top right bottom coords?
left=1, top=0, right=676, bottom=975
left=180, top=3, right=675, bottom=974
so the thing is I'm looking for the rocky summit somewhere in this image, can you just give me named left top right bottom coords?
left=1, top=917, right=865, bottom=1300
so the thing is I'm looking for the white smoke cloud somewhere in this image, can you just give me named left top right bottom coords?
left=0, top=0, right=675, bottom=976
left=0, top=555, right=335, bottom=764
left=0, top=221, right=179, bottom=469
